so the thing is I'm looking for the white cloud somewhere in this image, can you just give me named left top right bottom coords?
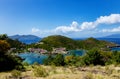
left=79, top=14, right=120, bottom=31
left=54, top=21, right=80, bottom=33
left=32, top=28, right=40, bottom=33
left=101, top=26, right=120, bottom=32
left=96, top=14, right=120, bottom=24
left=80, top=22, right=95, bottom=30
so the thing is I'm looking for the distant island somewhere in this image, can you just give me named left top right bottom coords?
left=9, top=35, right=41, bottom=44
left=103, top=34, right=120, bottom=38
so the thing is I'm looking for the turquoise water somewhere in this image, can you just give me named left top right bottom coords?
left=67, top=50, right=86, bottom=56
left=18, top=53, right=48, bottom=64
left=110, top=47, right=120, bottom=51
left=18, top=50, right=85, bottom=64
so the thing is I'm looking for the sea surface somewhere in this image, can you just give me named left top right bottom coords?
left=97, top=38, right=120, bottom=45
left=97, top=38, right=120, bottom=51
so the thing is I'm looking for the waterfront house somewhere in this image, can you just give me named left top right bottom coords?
left=52, top=47, right=67, bottom=54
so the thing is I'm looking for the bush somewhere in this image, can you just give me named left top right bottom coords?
left=11, top=70, right=21, bottom=78
left=83, top=49, right=105, bottom=65
left=33, top=62, right=39, bottom=65
left=0, top=55, right=24, bottom=71
left=112, top=51, right=120, bottom=64
left=65, top=55, right=76, bottom=66
left=22, top=62, right=29, bottom=66
left=52, top=54, right=65, bottom=66
left=43, top=55, right=54, bottom=65
left=33, top=66, right=48, bottom=77
left=43, top=54, right=65, bottom=66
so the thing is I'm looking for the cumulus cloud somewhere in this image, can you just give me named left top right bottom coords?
left=101, top=26, right=120, bottom=32
left=54, top=21, right=80, bottom=33
left=96, top=14, right=120, bottom=24
left=79, top=14, right=120, bottom=31
left=32, top=28, right=40, bottom=33
left=80, top=22, right=95, bottom=30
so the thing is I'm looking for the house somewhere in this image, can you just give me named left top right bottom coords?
left=28, top=48, right=47, bottom=54
left=52, top=47, right=67, bottom=54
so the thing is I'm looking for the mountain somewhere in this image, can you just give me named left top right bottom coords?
left=104, top=34, right=120, bottom=38
left=9, top=35, right=41, bottom=44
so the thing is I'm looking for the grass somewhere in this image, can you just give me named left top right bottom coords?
left=0, top=65, right=120, bottom=79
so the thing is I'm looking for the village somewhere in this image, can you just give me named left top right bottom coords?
left=27, top=47, right=67, bottom=54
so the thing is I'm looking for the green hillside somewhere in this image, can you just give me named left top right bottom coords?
left=30, top=35, right=116, bottom=51
left=39, top=35, right=78, bottom=50
left=77, top=37, right=116, bottom=50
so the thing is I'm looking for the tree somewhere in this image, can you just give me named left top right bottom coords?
left=0, top=40, right=24, bottom=71
left=43, top=55, right=54, bottom=65
left=0, top=34, right=8, bottom=40
left=112, top=51, right=120, bottom=63
left=83, top=49, right=105, bottom=65
left=0, top=40, right=10, bottom=55
left=43, top=54, right=65, bottom=66
left=53, top=54, right=65, bottom=66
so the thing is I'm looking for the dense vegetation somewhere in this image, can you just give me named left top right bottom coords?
left=43, top=49, right=120, bottom=66
left=28, top=35, right=116, bottom=51
left=77, top=37, right=115, bottom=50
left=0, top=34, right=25, bottom=49
left=30, top=35, right=78, bottom=51
left=0, top=34, right=24, bottom=71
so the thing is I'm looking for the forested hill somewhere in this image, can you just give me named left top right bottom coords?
left=40, top=35, right=78, bottom=50
left=77, top=37, right=116, bottom=50
left=29, top=35, right=116, bottom=51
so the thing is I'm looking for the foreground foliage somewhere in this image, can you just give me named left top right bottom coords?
left=1, top=65, right=120, bottom=79
left=43, top=49, right=120, bottom=67
left=33, top=65, right=48, bottom=77
left=0, top=38, right=24, bottom=71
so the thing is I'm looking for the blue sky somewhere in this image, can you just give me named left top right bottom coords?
left=0, top=0, right=120, bottom=38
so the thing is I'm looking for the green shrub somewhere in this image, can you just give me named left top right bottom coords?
left=52, top=54, right=65, bottom=66
left=22, top=62, right=29, bottom=66
left=11, top=70, right=21, bottom=78
left=43, top=55, right=54, bottom=65
left=33, top=62, right=39, bottom=65
left=75, top=59, right=86, bottom=67
left=43, top=54, right=65, bottom=66
left=33, top=66, right=48, bottom=77
left=83, top=49, right=105, bottom=65
left=112, top=51, right=120, bottom=64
